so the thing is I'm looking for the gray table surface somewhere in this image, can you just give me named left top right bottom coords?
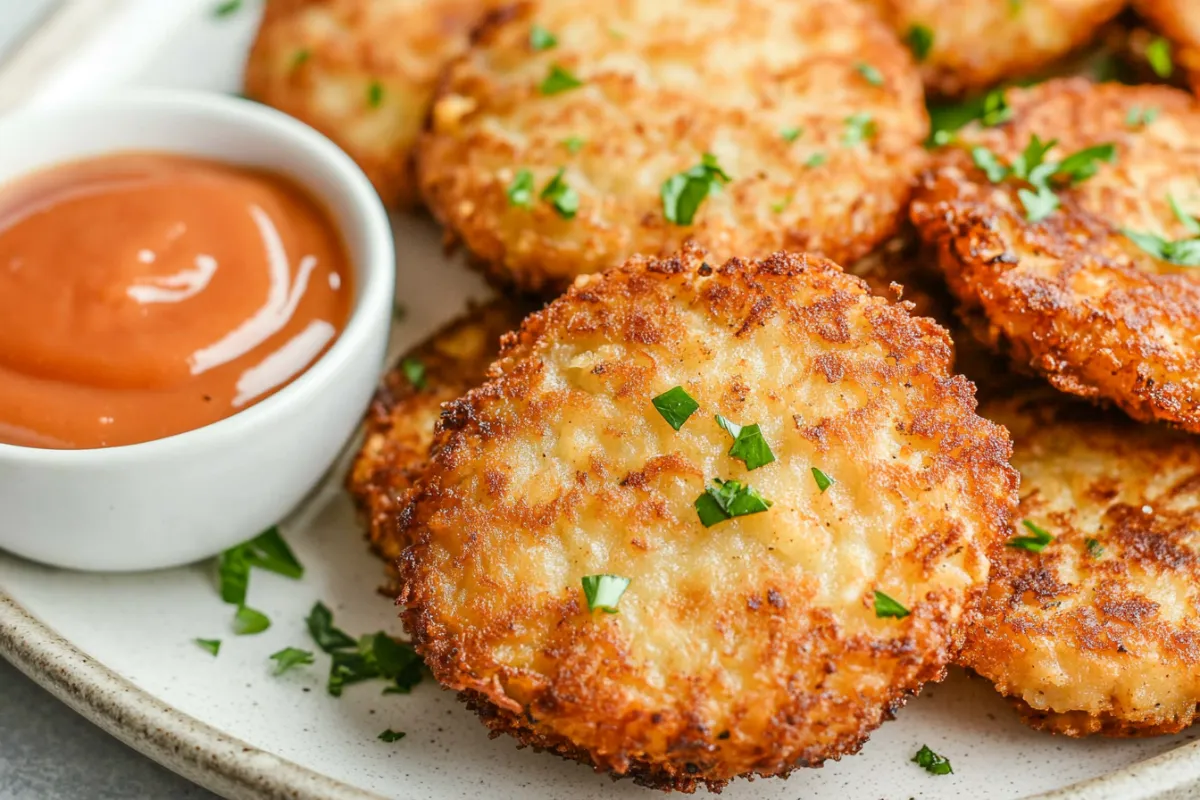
left=0, top=3, right=217, bottom=798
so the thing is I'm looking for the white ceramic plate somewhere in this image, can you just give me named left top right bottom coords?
left=2, top=2, right=1200, bottom=799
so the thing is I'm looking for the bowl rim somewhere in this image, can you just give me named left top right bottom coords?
left=0, top=90, right=394, bottom=465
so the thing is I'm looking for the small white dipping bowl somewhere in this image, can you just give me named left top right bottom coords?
left=0, top=92, right=394, bottom=571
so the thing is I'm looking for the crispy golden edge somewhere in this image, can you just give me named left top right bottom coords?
left=346, top=299, right=529, bottom=590
left=398, top=244, right=1017, bottom=792
left=963, top=389, right=1200, bottom=736
left=910, top=78, right=1200, bottom=432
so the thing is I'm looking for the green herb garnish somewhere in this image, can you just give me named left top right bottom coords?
left=874, top=591, right=910, bottom=619
left=1008, top=519, right=1054, bottom=553
left=1122, top=229, right=1200, bottom=266
left=842, top=113, right=877, bottom=146
left=913, top=744, right=953, bottom=775
left=507, top=168, right=535, bottom=208
left=218, top=546, right=251, bottom=606
left=563, top=136, right=585, bottom=154
left=328, top=633, right=424, bottom=697
left=980, top=88, right=1013, bottom=127
left=1147, top=37, right=1174, bottom=78
left=715, top=417, right=775, bottom=471
left=529, top=24, right=558, bottom=51
left=811, top=467, right=835, bottom=493
left=291, top=49, right=311, bottom=70
left=651, top=386, right=699, bottom=430
left=242, top=526, right=304, bottom=579
left=539, top=167, right=579, bottom=219
left=780, top=126, right=803, bottom=143
left=661, top=153, right=731, bottom=225
left=1171, top=193, right=1200, bottom=235
left=856, top=62, right=884, bottom=86
left=1126, top=105, right=1160, bottom=128
left=306, top=601, right=357, bottom=653
left=1086, top=537, right=1105, bottom=558
left=213, top=0, right=242, bottom=17
left=971, top=136, right=1114, bottom=221
left=1018, top=186, right=1060, bottom=223
left=695, top=478, right=773, bottom=527
left=804, top=152, right=827, bottom=168
left=401, top=357, right=427, bottom=389
left=770, top=194, right=793, bottom=213
left=270, top=647, right=315, bottom=675
left=539, top=64, right=583, bottom=95
left=906, top=24, right=934, bottom=62
left=379, top=729, right=407, bottom=743
left=233, top=606, right=271, bottom=636
left=581, top=574, right=630, bottom=613
left=195, top=638, right=221, bottom=656
left=367, top=80, right=384, bottom=108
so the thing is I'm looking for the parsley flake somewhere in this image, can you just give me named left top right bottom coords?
left=233, top=606, right=271, bottom=636
left=874, top=591, right=910, bottom=619
left=581, top=574, right=630, bottom=613
left=507, top=168, right=535, bottom=208
left=811, top=467, right=835, bottom=493
left=539, top=64, right=583, bottom=95
left=780, top=126, right=803, bottom=143
left=913, top=744, right=953, bottom=775
left=379, top=729, right=407, bottom=743
left=217, top=527, right=303, bottom=607
left=367, top=81, right=384, bottom=108
left=213, top=0, right=242, bottom=17
left=1170, top=193, right=1200, bottom=235
left=1147, top=37, right=1174, bottom=79
left=401, top=357, right=427, bottom=390
left=329, top=633, right=424, bottom=697
left=906, top=24, right=934, bottom=62
left=651, top=386, right=699, bottom=430
left=661, top=153, right=731, bottom=225
left=291, top=49, right=311, bottom=70
left=529, top=24, right=558, bottom=51
left=980, top=88, right=1013, bottom=127
left=842, top=113, right=877, bottom=146
left=716, top=417, right=775, bottom=471
left=804, top=152, right=827, bottom=168
left=1126, top=105, right=1160, bottom=128
left=1008, top=519, right=1054, bottom=553
left=856, top=62, right=884, bottom=86
left=770, top=194, right=793, bottom=213
left=306, top=602, right=357, bottom=653
left=1019, top=186, right=1060, bottom=223
left=270, top=647, right=315, bottom=675
left=1123, top=195, right=1200, bottom=265
left=563, top=136, right=586, bottom=154
left=539, top=167, right=579, bottom=219
left=1086, top=537, right=1105, bottom=558
left=194, top=638, right=221, bottom=656
left=695, top=478, right=773, bottom=527
left=971, top=136, right=1114, bottom=221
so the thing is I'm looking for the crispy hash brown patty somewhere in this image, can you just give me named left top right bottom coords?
left=963, top=388, right=1200, bottom=736
left=398, top=247, right=1017, bottom=791
left=347, top=300, right=528, bottom=586
left=865, top=0, right=1125, bottom=97
left=911, top=79, right=1200, bottom=432
left=416, top=0, right=929, bottom=294
left=245, top=0, right=498, bottom=207
left=1135, top=0, right=1200, bottom=93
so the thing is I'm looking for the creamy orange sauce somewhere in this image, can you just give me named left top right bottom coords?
left=0, top=153, right=352, bottom=449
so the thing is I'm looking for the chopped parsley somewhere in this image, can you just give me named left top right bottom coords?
left=539, top=64, right=583, bottom=95
left=401, top=357, right=427, bottom=389
left=326, top=631, right=424, bottom=697
left=506, top=168, right=535, bottom=208
left=1086, top=537, right=1105, bottom=558
left=1018, top=186, right=1060, bottom=223
left=651, top=386, right=699, bottom=430
left=856, top=62, right=884, bottom=86
left=1126, top=105, right=1160, bottom=128
left=241, top=526, right=305, bottom=579
left=928, top=88, right=1011, bottom=147
left=379, top=729, right=407, bottom=743
left=913, top=744, right=953, bottom=775
left=661, top=153, right=731, bottom=225
left=213, top=0, right=242, bottom=17
left=291, top=49, right=311, bottom=70
left=1122, top=194, right=1200, bottom=265
left=770, top=194, right=793, bottom=213
left=367, top=80, right=384, bottom=108
left=1147, top=37, right=1174, bottom=79
left=842, top=113, right=877, bottom=146
left=306, top=601, right=358, bottom=652
left=811, top=467, right=835, bottom=493
left=581, top=574, right=630, bottom=613
left=695, top=478, right=773, bottom=527
left=715, top=417, right=775, bottom=471
left=980, top=88, right=1014, bottom=127
left=780, top=126, right=803, bottom=143
left=562, top=136, right=586, bottom=154
left=529, top=24, right=558, bottom=51
left=905, top=24, right=934, bottom=62
left=539, top=167, right=579, bottom=219
left=218, top=546, right=251, bottom=605
left=804, top=152, right=828, bottom=168
left=233, top=606, right=271, bottom=636
left=1171, top=193, right=1200, bottom=235
left=194, top=638, right=221, bottom=656
left=1008, top=519, right=1054, bottom=553
left=970, top=136, right=1115, bottom=221
left=270, top=647, right=315, bottom=675
left=874, top=591, right=910, bottom=619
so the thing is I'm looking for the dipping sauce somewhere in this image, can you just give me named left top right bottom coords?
left=0, top=153, right=353, bottom=449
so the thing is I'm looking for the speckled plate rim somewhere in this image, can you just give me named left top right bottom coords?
left=3, top=587, right=1200, bottom=800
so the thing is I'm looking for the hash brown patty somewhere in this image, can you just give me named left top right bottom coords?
left=963, top=388, right=1200, bottom=736
left=865, top=0, right=1125, bottom=97
left=911, top=78, right=1200, bottom=433
left=416, top=0, right=929, bottom=294
left=245, top=0, right=498, bottom=207
left=347, top=300, right=528, bottom=588
left=398, top=245, right=1017, bottom=791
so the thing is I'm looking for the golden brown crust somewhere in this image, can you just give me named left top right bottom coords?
left=963, top=388, right=1200, bottom=736
left=244, top=0, right=498, bottom=208
left=417, top=0, right=929, bottom=295
left=346, top=300, right=529, bottom=589
left=865, top=0, right=1126, bottom=97
left=910, top=78, right=1200, bottom=433
left=1135, top=0, right=1200, bottom=93
left=399, top=245, right=1017, bottom=791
